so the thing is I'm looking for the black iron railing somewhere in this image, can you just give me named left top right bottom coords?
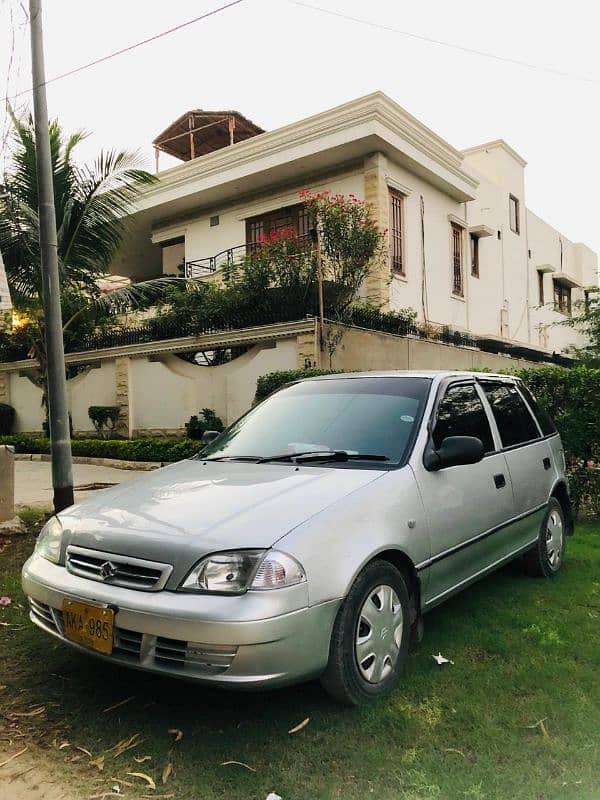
left=0, top=306, right=574, bottom=367
left=184, top=235, right=314, bottom=278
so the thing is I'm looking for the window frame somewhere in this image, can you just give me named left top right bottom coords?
left=430, top=380, right=496, bottom=455
left=470, top=233, right=479, bottom=278
left=509, top=194, right=520, bottom=235
left=389, top=188, right=406, bottom=277
left=478, top=378, right=542, bottom=449
left=537, top=271, right=544, bottom=305
left=245, top=203, right=312, bottom=247
left=450, top=222, right=464, bottom=297
left=553, top=280, right=572, bottom=315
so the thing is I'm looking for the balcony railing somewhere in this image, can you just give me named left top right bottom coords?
left=185, top=243, right=248, bottom=278
left=184, top=234, right=314, bottom=278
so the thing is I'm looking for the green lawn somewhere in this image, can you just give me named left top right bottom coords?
left=1, top=521, right=599, bottom=800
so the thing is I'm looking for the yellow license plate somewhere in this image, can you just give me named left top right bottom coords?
left=62, top=600, right=114, bottom=654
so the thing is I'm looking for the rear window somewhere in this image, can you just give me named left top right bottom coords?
left=517, top=384, right=557, bottom=436
left=481, top=381, right=540, bottom=447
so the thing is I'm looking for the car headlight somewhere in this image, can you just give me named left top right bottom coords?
left=180, top=550, right=306, bottom=594
left=34, top=516, right=63, bottom=564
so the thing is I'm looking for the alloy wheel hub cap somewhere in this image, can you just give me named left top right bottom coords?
left=355, top=584, right=403, bottom=684
left=546, top=510, right=563, bottom=569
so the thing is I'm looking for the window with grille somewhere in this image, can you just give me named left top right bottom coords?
left=451, top=223, right=463, bottom=296
left=470, top=234, right=479, bottom=278
left=553, top=280, right=571, bottom=314
left=246, top=204, right=312, bottom=247
left=389, top=189, right=405, bottom=275
left=509, top=194, right=520, bottom=234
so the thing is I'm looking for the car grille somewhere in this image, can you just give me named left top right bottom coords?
left=65, top=545, right=172, bottom=592
left=29, top=597, right=64, bottom=634
left=155, top=636, right=238, bottom=675
left=28, top=599, right=237, bottom=676
left=114, top=628, right=143, bottom=661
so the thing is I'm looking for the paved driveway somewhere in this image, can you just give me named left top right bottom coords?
left=15, top=461, right=149, bottom=508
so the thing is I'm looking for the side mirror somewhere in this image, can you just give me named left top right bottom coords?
left=424, top=436, right=484, bottom=471
left=201, top=430, right=221, bottom=444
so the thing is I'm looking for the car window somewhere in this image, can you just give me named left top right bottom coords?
left=481, top=381, right=540, bottom=447
left=432, top=384, right=495, bottom=453
left=201, top=377, right=431, bottom=465
left=517, top=384, right=557, bottom=436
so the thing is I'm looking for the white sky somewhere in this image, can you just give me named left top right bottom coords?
left=1, top=0, right=599, bottom=253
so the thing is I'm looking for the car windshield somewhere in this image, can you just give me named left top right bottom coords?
left=200, top=377, right=431, bottom=465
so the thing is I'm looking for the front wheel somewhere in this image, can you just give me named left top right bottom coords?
left=523, top=498, right=566, bottom=577
left=320, top=560, right=411, bottom=705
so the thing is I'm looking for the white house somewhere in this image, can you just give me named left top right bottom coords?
left=113, top=92, right=598, bottom=355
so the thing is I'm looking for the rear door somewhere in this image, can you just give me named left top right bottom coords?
left=412, top=379, right=515, bottom=607
left=478, top=379, right=553, bottom=543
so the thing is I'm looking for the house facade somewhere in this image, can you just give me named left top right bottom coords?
left=113, top=92, right=597, bottom=355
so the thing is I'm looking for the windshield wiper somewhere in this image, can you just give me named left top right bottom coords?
left=257, top=451, right=389, bottom=464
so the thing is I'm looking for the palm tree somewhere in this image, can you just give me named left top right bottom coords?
left=0, top=109, right=177, bottom=416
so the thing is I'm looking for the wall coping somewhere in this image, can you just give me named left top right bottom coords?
left=0, top=319, right=316, bottom=373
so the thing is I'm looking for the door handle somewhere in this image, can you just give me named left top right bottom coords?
left=494, top=473, right=506, bottom=489
left=543, top=457, right=551, bottom=470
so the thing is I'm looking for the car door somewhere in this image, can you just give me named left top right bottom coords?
left=478, top=379, right=553, bottom=545
left=411, top=379, right=515, bottom=608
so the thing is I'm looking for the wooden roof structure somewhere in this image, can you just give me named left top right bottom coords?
left=152, top=110, right=264, bottom=169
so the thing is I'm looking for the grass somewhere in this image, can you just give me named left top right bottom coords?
left=1, top=522, right=599, bottom=800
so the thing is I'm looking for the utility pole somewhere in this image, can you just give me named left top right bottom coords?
left=29, top=0, right=74, bottom=511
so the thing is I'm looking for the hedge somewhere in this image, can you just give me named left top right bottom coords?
left=253, top=365, right=600, bottom=517
left=0, top=436, right=200, bottom=463
left=254, top=368, right=345, bottom=404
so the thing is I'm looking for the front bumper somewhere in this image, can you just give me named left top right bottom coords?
left=22, top=555, right=340, bottom=689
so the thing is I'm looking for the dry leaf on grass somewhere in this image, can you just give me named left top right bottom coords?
left=162, top=762, right=173, bottom=784
left=0, top=746, right=28, bottom=768
left=11, top=705, right=45, bottom=717
left=102, top=696, right=135, bottom=714
left=76, top=746, right=93, bottom=758
left=221, top=760, right=257, bottom=772
left=109, top=733, right=142, bottom=757
left=167, top=728, right=183, bottom=742
left=288, top=717, right=310, bottom=734
left=142, top=795, right=174, bottom=799
left=525, top=717, right=550, bottom=738
left=126, top=771, right=156, bottom=789
left=443, top=748, right=466, bottom=757
left=58, top=741, right=70, bottom=750
left=90, top=755, right=105, bottom=771
left=134, top=755, right=152, bottom=764
left=432, top=653, right=454, bottom=665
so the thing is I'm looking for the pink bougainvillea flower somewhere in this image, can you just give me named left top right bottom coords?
left=0, top=597, right=11, bottom=606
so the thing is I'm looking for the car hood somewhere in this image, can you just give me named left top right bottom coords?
left=59, top=459, right=386, bottom=585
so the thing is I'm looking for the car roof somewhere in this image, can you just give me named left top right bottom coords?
left=297, top=370, right=519, bottom=383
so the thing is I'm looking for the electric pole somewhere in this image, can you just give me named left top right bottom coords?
left=29, top=0, right=74, bottom=511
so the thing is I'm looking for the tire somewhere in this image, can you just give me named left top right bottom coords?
left=320, top=560, right=411, bottom=706
left=523, top=498, right=566, bottom=577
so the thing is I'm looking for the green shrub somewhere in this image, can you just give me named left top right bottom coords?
left=88, top=406, right=120, bottom=439
left=0, top=435, right=200, bottom=463
left=185, top=408, right=225, bottom=440
left=254, top=368, right=343, bottom=404
left=516, top=366, right=600, bottom=517
left=0, top=403, right=15, bottom=435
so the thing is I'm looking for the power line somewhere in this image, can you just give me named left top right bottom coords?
left=3, top=0, right=246, bottom=102
left=289, top=1, right=600, bottom=85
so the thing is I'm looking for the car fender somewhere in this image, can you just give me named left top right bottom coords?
left=276, top=466, right=430, bottom=607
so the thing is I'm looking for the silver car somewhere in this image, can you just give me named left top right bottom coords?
left=22, top=371, right=572, bottom=705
